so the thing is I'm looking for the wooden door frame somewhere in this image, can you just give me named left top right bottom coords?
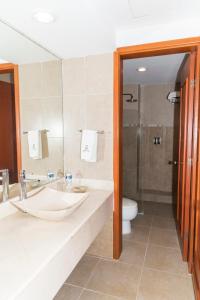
left=0, top=63, right=22, bottom=177
left=113, top=36, right=200, bottom=260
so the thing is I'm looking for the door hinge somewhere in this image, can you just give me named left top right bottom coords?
left=190, top=79, right=196, bottom=88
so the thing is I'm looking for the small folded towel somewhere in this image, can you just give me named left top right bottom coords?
left=81, top=130, right=98, bottom=162
left=28, top=130, right=42, bottom=160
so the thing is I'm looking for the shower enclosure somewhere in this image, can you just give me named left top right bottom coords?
left=123, top=83, right=180, bottom=212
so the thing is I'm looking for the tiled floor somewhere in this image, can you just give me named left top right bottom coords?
left=54, top=201, right=195, bottom=300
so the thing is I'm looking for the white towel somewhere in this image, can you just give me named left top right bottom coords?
left=27, top=130, right=42, bottom=159
left=81, top=130, right=98, bottom=162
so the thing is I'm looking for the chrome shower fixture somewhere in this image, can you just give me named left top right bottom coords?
left=167, top=91, right=180, bottom=104
left=123, top=93, right=138, bottom=103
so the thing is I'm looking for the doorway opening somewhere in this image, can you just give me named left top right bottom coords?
left=113, top=37, right=200, bottom=298
left=0, top=64, right=21, bottom=183
left=122, top=53, right=184, bottom=214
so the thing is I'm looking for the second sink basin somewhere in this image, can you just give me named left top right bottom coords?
left=10, top=187, right=89, bottom=221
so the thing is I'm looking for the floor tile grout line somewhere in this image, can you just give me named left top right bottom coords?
left=144, top=266, right=192, bottom=278
left=147, top=242, right=180, bottom=250
left=79, top=286, right=124, bottom=300
left=75, top=258, right=101, bottom=300
left=135, top=213, right=153, bottom=300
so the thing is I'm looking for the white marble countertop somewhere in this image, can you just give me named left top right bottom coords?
left=0, top=181, right=113, bottom=300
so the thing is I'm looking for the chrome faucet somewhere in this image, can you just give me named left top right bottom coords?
left=0, top=169, right=9, bottom=202
left=19, top=170, right=27, bottom=200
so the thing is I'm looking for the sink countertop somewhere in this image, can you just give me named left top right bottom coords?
left=0, top=182, right=113, bottom=300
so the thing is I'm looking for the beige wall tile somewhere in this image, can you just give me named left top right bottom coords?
left=19, top=63, right=43, bottom=98
left=86, top=53, right=113, bottom=94
left=62, top=57, right=85, bottom=95
left=19, top=60, right=64, bottom=176
left=64, top=135, right=86, bottom=177
left=140, top=83, right=176, bottom=127
left=20, top=98, right=43, bottom=131
left=42, top=60, right=62, bottom=97
left=85, top=94, right=113, bottom=133
left=62, top=53, right=113, bottom=181
left=40, top=97, right=63, bottom=138
left=63, top=95, right=86, bottom=139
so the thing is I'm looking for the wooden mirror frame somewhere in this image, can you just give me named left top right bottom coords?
left=0, top=63, right=21, bottom=178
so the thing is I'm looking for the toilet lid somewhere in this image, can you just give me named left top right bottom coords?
left=123, top=198, right=138, bottom=208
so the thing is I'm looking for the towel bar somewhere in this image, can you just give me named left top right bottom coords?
left=78, top=129, right=104, bottom=134
left=23, top=130, right=49, bottom=134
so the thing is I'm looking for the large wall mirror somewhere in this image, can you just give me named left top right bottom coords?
left=0, top=20, right=63, bottom=201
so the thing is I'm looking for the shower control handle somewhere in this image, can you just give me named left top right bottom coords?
left=168, top=160, right=178, bottom=165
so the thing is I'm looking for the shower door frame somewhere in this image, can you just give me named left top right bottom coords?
left=113, top=37, right=200, bottom=266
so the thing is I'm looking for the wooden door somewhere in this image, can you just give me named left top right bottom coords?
left=192, top=47, right=200, bottom=299
left=0, top=79, right=18, bottom=182
left=113, top=51, right=123, bottom=259
left=177, top=52, right=195, bottom=261
left=193, top=150, right=200, bottom=299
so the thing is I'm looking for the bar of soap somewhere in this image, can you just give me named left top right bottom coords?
left=72, top=186, right=88, bottom=193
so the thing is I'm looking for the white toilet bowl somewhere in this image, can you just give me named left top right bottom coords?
left=122, top=198, right=138, bottom=234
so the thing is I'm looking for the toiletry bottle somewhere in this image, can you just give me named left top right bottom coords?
left=65, top=172, right=73, bottom=192
left=47, top=170, right=55, bottom=181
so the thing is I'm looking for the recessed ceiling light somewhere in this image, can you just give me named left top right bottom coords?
left=137, top=67, right=147, bottom=72
left=33, top=11, right=55, bottom=24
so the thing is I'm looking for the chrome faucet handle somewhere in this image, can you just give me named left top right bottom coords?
left=19, top=170, right=26, bottom=179
left=19, top=170, right=27, bottom=201
left=0, top=169, right=9, bottom=202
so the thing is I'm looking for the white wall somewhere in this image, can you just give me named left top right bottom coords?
left=116, top=19, right=200, bottom=47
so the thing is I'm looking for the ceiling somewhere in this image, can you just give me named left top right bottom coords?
left=123, top=53, right=186, bottom=85
left=0, top=0, right=199, bottom=59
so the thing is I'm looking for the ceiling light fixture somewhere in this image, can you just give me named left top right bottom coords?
left=33, top=11, right=55, bottom=24
left=137, top=67, right=147, bottom=72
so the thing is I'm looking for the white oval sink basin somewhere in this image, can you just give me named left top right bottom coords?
left=10, top=187, right=89, bottom=221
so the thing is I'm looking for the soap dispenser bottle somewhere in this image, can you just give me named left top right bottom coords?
left=65, top=171, right=73, bottom=192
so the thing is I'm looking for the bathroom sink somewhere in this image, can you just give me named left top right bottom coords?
left=10, top=187, right=89, bottom=221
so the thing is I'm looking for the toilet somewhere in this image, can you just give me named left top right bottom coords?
left=122, top=198, right=138, bottom=234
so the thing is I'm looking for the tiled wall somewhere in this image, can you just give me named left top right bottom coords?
left=62, top=53, right=113, bottom=259
left=123, top=83, right=179, bottom=204
left=123, top=84, right=140, bottom=200
left=19, top=60, right=64, bottom=176
left=62, top=53, right=113, bottom=180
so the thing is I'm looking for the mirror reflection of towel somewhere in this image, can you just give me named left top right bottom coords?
left=28, top=130, right=42, bottom=159
left=81, top=130, right=98, bottom=162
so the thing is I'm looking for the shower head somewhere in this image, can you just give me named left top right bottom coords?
left=167, top=91, right=180, bottom=104
left=123, top=93, right=138, bottom=103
